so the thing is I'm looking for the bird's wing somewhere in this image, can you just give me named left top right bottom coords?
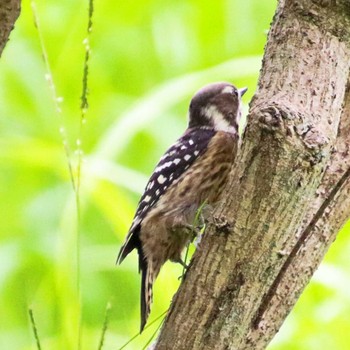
left=116, top=127, right=216, bottom=264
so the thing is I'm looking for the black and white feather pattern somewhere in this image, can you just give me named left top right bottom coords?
left=117, top=127, right=216, bottom=263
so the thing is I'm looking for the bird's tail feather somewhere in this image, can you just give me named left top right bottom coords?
left=140, top=259, right=159, bottom=333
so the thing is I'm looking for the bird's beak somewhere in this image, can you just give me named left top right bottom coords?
left=238, top=87, right=248, bottom=97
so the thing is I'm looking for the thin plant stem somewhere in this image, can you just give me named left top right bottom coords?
left=77, top=0, right=94, bottom=200
left=31, top=3, right=82, bottom=349
left=141, top=315, right=165, bottom=350
left=97, top=302, right=112, bottom=350
left=28, top=308, right=42, bottom=350
left=75, top=1, right=94, bottom=338
left=181, top=200, right=207, bottom=278
left=76, top=1, right=94, bottom=348
left=117, top=310, right=168, bottom=350
left=181, top=242, right=191, bottom=281
left=31, top=2, right=95, bottom=349
left=30, top=1, right=76, bottom=193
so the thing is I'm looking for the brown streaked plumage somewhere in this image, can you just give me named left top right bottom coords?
left=117, top=82, right=247, bottom=332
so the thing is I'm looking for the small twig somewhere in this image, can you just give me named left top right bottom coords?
left=28, top=308, right=42, bottom=350
left=254, top=165, right=350, bottom=328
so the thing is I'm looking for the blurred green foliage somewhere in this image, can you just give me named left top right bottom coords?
left=0, top=0, right=349, bottom=349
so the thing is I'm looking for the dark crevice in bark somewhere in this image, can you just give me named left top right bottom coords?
left=253, top=164, right=350, bottom=328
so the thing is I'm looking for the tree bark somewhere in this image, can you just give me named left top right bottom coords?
left=0, top=0, right=21, bottom=57
left=154, top=0, right=350, bottom=349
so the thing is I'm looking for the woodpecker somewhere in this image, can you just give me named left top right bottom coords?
left=117, top=82, right=247, bottom=332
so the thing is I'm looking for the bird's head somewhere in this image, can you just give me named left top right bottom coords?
left=188, top=82, right=247, bottom=134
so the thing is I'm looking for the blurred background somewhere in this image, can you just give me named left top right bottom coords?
left=0, top=0, right=349, bottom=349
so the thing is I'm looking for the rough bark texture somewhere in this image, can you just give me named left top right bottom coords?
left=154, top=0, right=350, bottom=349
left=0, top=0, right=21, bottom=57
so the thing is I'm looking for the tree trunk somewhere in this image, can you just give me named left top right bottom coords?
left=0, top=0, right=21, bottom=57
left=154, top=0, right=350, bottom=349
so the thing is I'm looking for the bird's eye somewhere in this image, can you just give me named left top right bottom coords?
left=232, top=89, right=238, bottom=97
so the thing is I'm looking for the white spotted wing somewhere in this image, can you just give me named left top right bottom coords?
left=117, top=128, right=215, bottom=263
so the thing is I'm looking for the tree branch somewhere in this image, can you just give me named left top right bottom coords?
left=0, top=0, right=21, bottom=57
left=245, top=70, right=350, bottom=348
left=154, top=0, right=350, bottom=349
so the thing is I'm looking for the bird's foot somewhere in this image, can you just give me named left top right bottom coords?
left=171, top=257, right=189, bottom=281
left=171, top=257, right=189, bottom=269
left=183, top=223, right=206, bottom=241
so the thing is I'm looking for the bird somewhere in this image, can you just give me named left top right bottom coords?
left=117, top=82, right=247, bottom=332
